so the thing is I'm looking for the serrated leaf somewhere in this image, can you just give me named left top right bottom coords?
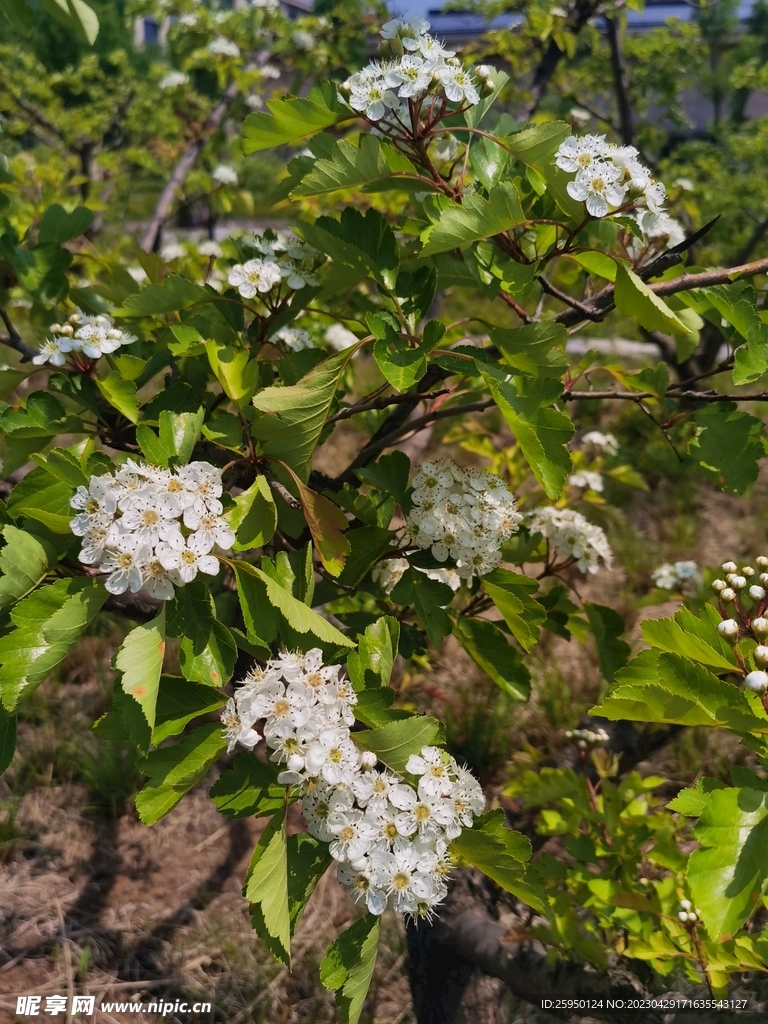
left=391, top=568, right=453, bottom=647
left=481, top=365, right=573, bottom=499
left=614, top=264, right=687, bottom=336
left=642, top=609, right=739, bottom=671
left=420, top=182, right=525, bottom=258
left=152, top=675, right=226, bottom=745
left=0, top=525, right=57, bottom=610
left=481, top=568, right=546, bottom=652
left=115, top=611, right=166, bottom=729
left=117, top=275, right=207, bottom=317
left=347, top=616, right=399, bottom=691
left=294, top=478, right=350, bottom=577
left=291, top=134, right=418, bottom=198
left=498, top=121, right=571, bottom=167
left=299, top=208, right=399, bottom=289
left=492, top=321, right=569, bottom=378
left=668, top=777, right=726, bottom=816
left=320, top=915, right=380, bottom=1024
left=135, top=723, right=225, bottom=825
left=689, top=403, right=765, bottom=495
left=38, top=204, right=94, bottom=244
left=0, top=578, right=107, bottom=711
left=245, top=810, right=291, bottom=964
left=252, top=348, right=356, bottom=482
left=585, top=603, right=630, bottom=682
left=452, top=809, right=544, bottom=910
left=370, top=317, right=444, bottom=393
left=224, top=475, right=277, bottom=550
left=96, top=373, right=139, bottom=424
left=167, top=582, right=236, bottom=687
left=356, top=715, right=444, bottom=774
left=0, top=706, right=16, bottom=774
left=452, top=616, right=531, bottom=700
left=688, top=787, right=768, bottom=938
left=210, top=753, right=284, bottom=818
left=287, top=833, right=333, bottom=935
left=243, top=83, right=348, bottom=154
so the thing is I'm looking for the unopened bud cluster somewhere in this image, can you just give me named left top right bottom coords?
left=34, top=310, right=137, bottom=367
left=69, top=460, right=232, bottom=599
left=222, top=649, right=485, bottom=920
left=228, top=231, right=319, bottom=300
left=339, top=17, right=492, bottom=128
left=713, top=557, right=768, bottom=694
left=405, top=458, right=522, bottom=579
left=566, top=727, right=609, bottom=750
left=555, top=133, right=669, bottom=230
left=527, top=506, right=613, bottom=574
left=677, top=899, right=699, bottom=924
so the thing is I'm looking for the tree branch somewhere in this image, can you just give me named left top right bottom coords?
left=605, top=13, right=634, bottom=145
left=0, top=307, right=37, bottom=362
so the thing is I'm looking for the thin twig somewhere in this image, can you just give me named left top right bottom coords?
left=0, top=307, right=37, bottom=361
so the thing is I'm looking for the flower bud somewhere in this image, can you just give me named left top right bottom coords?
left=745, top=670, right=768, bottom=693
left=754, top=646, right=768, bottom=668
left=721, top=588, right=736, bottom=602
left=60, top=324, right=74, bottom=336
left=680, top=899, right=692, bottom=911
left=712, top=579, right=727, bottom=592
left=717, top=619, right=740, bottom=642
left=749, top=585, right=766, bottom=601
left=577, top=739, right=587, bottom=749
left=744, top=566, right=756, bottom=577
left=753, top=617, right=768, bottom=636
left=757, top=555, right=768, bottom=569
left=287, top=753, right=305, bottom=773
left=732, top=575, right=747, bottom=590
left=50, top=323, right=61, bottom=333
left=760, top=573, right=768, bottom=587
left=722, top=561, right=737, bottom=573
left=68, top=313, right=81, bottom=324
left=688, top=911, right=698, bottom=921
left=678, top=911, right=689, bottom=922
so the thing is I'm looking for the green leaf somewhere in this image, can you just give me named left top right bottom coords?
left=224, top=475, right=277, bottom=550
left=391, top=568, right=453, bottom=647
left=0, top=525, right=57, bottom=611
left=41, top=0, right=99, bottom=44
left=336, top=526, right=394, bottom=587
left=689, top=403, right=765, bottom=495
left=205, top=342, right=260, bottom=405
left=452, top=809, right=544, bottom=910
left=356, top=451, right=411, bottom=507
left=292, top=134, right=418, bottom=198
left=0, top=390, right=80, bottom=438
left=584, top=603, right=630, bottom=683
left=245, top=810, right=291, bottom=964
left=117, top=275, right=207, bottom=317
left=38, top=204, right=94, bottom=244
left=159, top=409, right=204, bottom=465
left=167, top=582, right=236, bottom=687
left=294, top=479, right=350, bottom=577
left=590, top=649, right=768, bottom=733
left=668, top=776, right=726, bottom=816
left=356, top=715, right=444, bottom=774
left=287, top=833, right=333, bottom=935
left=243, top=83, right=349, bottom=154
left=135, top=723, right=225, bottom=825
left=420, top=182, right=525, bottom=258
left=320, top=915, right=380, bottom=1024
left=0, top=579, right=107, bottom=711
left=115, top=611, right=166, bottom=729
left=691, top=283, right=768, bottom=385
left=571, top=251, right=617, bottom=282
left=492, top=321, right=569, bottom=378
left=371, top=317, right=444, bottom=393
left=233, top=563, right=278, bottom=646
left=641, top=608, right=738, bottom=672
left=614, top=264, right=688, bottom=336
left=96, top=373, right=139, bottom=424
left=347, top=616, right=399, bottom=691
left=252, top=348, right=355, bottom=482
left=481, top=365, right=574, bottom=499
left=0, top=706, right=16, bottom=774
left=481, top=568, right=546, bottom=652
left=210, top=753, right=284, bottom=819
left=688, top=787, right=768, bottom=938
left=499, top=121, right=571, bottom=167
left=152, top=675, right=226, bottom=745
left=300, top=208, right=399, bottom=290
left=233, top=561, right=354, bottom=648
left=452, top=617, right=531, bottom=700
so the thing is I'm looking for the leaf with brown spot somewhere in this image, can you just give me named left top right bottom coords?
left=115, top=608, right=166, bottom=729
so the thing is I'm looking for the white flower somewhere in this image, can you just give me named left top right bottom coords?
left=139, top=557, right=177, bottom=601
left=292, top=30, right=314, bottom=50
left=272, top=326, right=315, bottom=352
left=101, top=546, right=148, bottom=595
left=372, top=845, right=437, bottom=915
left=198, top=239, right=223, bottom=258
left=437, top=62, right=479, bottom=105
left=305, top=726, right=361, bottom=786
left=156, top=536, right=219, bottom=584
left=228, top=258, right=282, bottom=298
left=349, top=80, right=399, bottom=121
left=384, top=55, right=434, bottom=99
left=208, top=36, right=240, bottom=57
left=652, top=560, right=702, bottom=594
left=406, top=746, right=454, bottom=797
left=555, top=134, right=607, bottom=174
left=183, top=508, right=235, bottom=554
left=159, top=70, right=188, bottom=90
left=33, top=338, right=68, bottom=366
left=579, top=431, right=619, bottom=459
left=160, top=241, right=186, bottom=262
left=337, top=859, right=388, bottom=915
left=212, top=164, right=238, bottom=186
left=328, top=808, right=376, bottom=862
left=567, top=162, right=627, bottom=218
left=527, top=506, right=613, bottom=573
left=568, top=470, right=604, bottom=493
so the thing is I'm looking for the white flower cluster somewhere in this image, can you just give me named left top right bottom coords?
left=340, top=17, right=491, bottom=125
left=159, top=70, right=189, bottom=90
left=69, top=460, right=233, bottom=600
left=228, top=233, right=318, bottom=300
left=555, top=133, right=667, bottom=228
left=405, top=459, right=522, bottom=579
left=372, top=558, right=461, bottom=594
left=527, top=506, right=613, bottom=574
left=568, top=470, right=603, bottom=493
left=578, top=430, right=619, bottom=459
left=272, top=326, right=315, bottom=352
left=652, top=560, right=702, bottom=594
left=678, top=899, right=699, bottom=924
left=566, top=726, right=609, bottom=750
left=222, top=650, right=485, bottom=919
left=212, top=164, right=238, bottom=185
left=34, top=311, right=137, bottom=367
